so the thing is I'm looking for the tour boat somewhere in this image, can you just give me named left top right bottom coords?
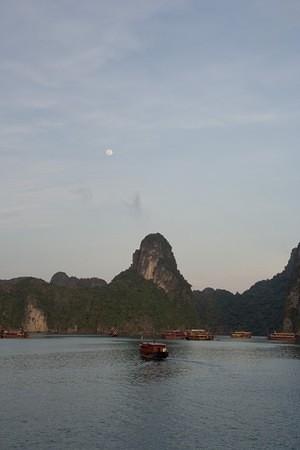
left=0, top=329, right=28, bottom=339
left=161, top=329, right=186, bottom=339
left=185, top=329, right=214, bottom=340
left=231, top=331, right=252, bottom=339
left=268, top=332, right=296, bottom=343
left=109, top=328, right=118, bottom=337
left=139, top=342, right=169, bottom=359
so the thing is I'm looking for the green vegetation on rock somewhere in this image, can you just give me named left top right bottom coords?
left=1, top=234, right=299, bottom=335
left=0, top=270, right=198, bottom=334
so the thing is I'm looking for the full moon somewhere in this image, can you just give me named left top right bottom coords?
left=105, top=149, right=113, bottom=156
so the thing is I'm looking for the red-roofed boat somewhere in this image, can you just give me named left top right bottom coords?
left=185, top=329, right=214, bottom=340
left=268, top=332, right=296, bottom=343
left=231, top=331, right=252, bottom=339
left=139, top=342, right=169, bottom=360
left=0, top=328, right=28, bottom=339
left=161, top=330, right=186, bottom=339
left=109, top=327, right=118, bottom=337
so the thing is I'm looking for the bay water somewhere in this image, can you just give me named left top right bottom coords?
left=0, top=336, right=299, bottom=450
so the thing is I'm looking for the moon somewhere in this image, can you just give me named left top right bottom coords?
left=105, top=149, right=113, bottom=156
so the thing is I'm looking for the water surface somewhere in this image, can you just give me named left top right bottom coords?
left=1, top=336, right=300, bottom=450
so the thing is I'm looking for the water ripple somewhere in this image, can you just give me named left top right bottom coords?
left=1, top=336, right=300, bottom=450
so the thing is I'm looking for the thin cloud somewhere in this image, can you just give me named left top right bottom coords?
left=71, top=187, right=93, bottom=203
left=0, top=206, right=25, bottom=222
left=124, top=193, right=144, bottom=219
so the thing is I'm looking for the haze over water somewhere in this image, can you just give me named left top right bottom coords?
left=0, top=337, right=299, bottom=450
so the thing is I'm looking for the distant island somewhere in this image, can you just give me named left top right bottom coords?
left=0, top=233, right=299, bottom=336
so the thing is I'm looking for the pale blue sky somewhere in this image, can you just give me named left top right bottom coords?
left=1, top=0, right=299, bottom=292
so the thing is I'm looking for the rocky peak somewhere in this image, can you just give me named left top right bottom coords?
left=283, top=243, right=300, bottom=333
left=50, top=272, right=71, bottom=287
left=50, top=272, right=107, bottom=289
left=131, top=233, right=192, bottom=298
left=284, top=243, right=300, bottom=281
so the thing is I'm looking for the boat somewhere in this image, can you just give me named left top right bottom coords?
left=231, top=331, right=252, bottom=339
left=139, top=342, right=169, bottom=359
left=109, top=327, right=118, bottom=337
left=161, top=329, right=186, bottom=339
left=268, top=332, right=296, bottom=343
left=185, top=329, right=214, bottom=340
left=0, top=328, right=28, bottom=339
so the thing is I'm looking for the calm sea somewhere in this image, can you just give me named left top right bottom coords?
left=0, top=336, right=299, bottom=450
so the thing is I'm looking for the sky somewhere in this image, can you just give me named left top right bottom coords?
left=0, top=0, right=300, bottom=293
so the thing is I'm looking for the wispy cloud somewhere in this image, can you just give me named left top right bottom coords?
left=71, top=186, right=93, bottom=203
left=0, top=119, right=63, bottom=138
left=124, top=193, right=144, bottom=219
left=0, top=206, right=25, bottom=222
left=0, top=1, right=300, bottom=289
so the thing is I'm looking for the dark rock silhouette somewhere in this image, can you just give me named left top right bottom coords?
left=0, top=233, right=300, bottom=335
left=283, top=243, right=300, bottom=333
left=131, top=233, right=192, bottom=299
left=50, top=272, right=107, bottom=289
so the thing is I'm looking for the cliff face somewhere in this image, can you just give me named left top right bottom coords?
left=50, top=272, right=107, bottom=289
left=23, top=300, right=48, bottom=332
left=283, top=244, right=300, bottom=333
left=1, top=234, right=300, bottom=336
left=0, top=271, right=197, bottom=334
left=0, top=278, right=50, bottom=331
left=193, top=244, right=300, bottom=334
left=131, top=233, right=192, bottom=299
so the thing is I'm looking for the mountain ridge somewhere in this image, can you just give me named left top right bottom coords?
left=0, top=233, right=299, bottom=335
